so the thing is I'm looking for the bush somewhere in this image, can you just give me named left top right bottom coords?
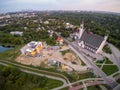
left=103, top=44, right=112, bottom=54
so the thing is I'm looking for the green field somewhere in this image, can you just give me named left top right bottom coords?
left=102, top=65, right=119, bottom=75
left=105, top=59, right=113, bottom=64
left=87, top=84, right=109, bottom=90
left=87, top=86, right=101, bottom=90
left=117, top=79, right=120, bottom=83
left=97, top=65, right=101, bottom=68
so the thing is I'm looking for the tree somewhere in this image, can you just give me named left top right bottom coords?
left=71, top=72, right=79, bottom=81
left=15, top=73, right=27, bottom=86
left=2, top=66, right=11, bottom=77
left=38, top=76, right=47, bottom=88
left=0, top=75, right=6, bottom=90
left=31, top=75, right=39, bottom=84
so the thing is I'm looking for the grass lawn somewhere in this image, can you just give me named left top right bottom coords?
left=105, top=59, right=113, bottom=64
left=67, top=37, right=74, bottom=42
left=22, top=78, right=63, bottom=90
left=97, top=65, right=101, bottom=68
left=87, top=84, right=110, bottom=90
left=96, top=57, right=113, bottom=64
left=79, top=72, right=96, bottom=80
left=60, top=49, right=71, bottom=55
left=45, top=78, right=63, bottom=89
left=87, top=85, right=102, bottom=90
left=117, top=79, right=120, bottom=83
left=102, top=65, right=119, bottom=75
left=96, top=60, right=105, bottom=64
left=103, top=44, right=112, bottom=54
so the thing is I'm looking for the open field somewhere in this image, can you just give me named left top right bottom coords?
left=102, top=65, right=119, bottom=75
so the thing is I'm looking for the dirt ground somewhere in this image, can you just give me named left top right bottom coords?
left=16, top=55, right=47, bottom=66
left=64, top=53, right=76, bottom=61
left=16, top=45, right=83, bottom=69
left=63, top=52, right=82, bottom=65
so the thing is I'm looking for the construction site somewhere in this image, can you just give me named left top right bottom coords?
left=16, top=41, right=88, bottom=72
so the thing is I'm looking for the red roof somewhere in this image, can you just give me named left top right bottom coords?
left=57, top=36, right=63, bottom=41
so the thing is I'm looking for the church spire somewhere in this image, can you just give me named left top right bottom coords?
left=78, top=20, right=85, bottom=39
left=80, top=19, right=84, bottom=29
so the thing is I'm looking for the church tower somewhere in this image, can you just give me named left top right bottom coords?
left=78, top=21, right=85, bottom=39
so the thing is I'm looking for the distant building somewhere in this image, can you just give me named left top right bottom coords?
left=65, top=23, right=75, bottom=29
left=56, top=36, right=64, bottom=45
left=44, top=21, right=49, bottom=24
left=10, top=31, right=23, bottom=36
left=24, top=27, right=27, bottom=30
left=48, top=30, right=54, bottom=37
left=0, top=15, right=11, bottom=19
left=75, top=22, right=108, bottom=54
left=20, top=41, right=43, bottom=57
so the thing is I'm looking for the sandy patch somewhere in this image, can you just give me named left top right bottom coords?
left=16, top=54, right=46, bottom=66
left=60, top=46, right=70, bottom=51
left=64, top=52, right=76, bottom=62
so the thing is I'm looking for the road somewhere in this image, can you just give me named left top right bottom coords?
left=69, top=43, right=118, bottom=88
left=54, top=72, right=120, bottom=90
left=70, top=81, right=104, bottom=90
left=53, top=77, right=104, bottom=90
left=55, top=32, right=118, bottom=89
left=108, top=43, right=120, bottom=70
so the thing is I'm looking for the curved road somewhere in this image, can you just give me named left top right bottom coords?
left=108, top=43, right=120, bottom=70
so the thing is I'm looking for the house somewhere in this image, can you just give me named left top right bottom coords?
left=20, top=41, right=43, bottom=57
left=65, top=23, right=75, bottom=29
left=75, top=22, right=108, bottom=54
left=48, top=30, right=54, bottom=37
left=10, top=31, right=23, bottom=36
left=44, top=21, right=49, bottom=24
left=56, top=36, right=64, bottom=45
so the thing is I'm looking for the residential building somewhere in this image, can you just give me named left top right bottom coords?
left=56, top=36, right=64, bottom=45
left=10, top=31, right=23, bottom=36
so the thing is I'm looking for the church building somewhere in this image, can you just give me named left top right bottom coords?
left=75, top=22, right=108, bottom=54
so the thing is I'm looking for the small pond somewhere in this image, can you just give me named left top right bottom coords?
left=0, top=45, right=13, bottom=53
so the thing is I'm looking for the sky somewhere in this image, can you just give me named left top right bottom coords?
left=0, top=0, right=120, bottom=13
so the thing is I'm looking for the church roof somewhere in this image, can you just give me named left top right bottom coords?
left=80, top=31, right=104, bottom=48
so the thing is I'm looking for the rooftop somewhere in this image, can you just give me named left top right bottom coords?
left=20, top=41, right=42, bottom=54
left=80, top=31, right=104, bottom=48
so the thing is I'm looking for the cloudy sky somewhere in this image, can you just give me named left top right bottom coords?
left=0, top=0, right=120, bottom=13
